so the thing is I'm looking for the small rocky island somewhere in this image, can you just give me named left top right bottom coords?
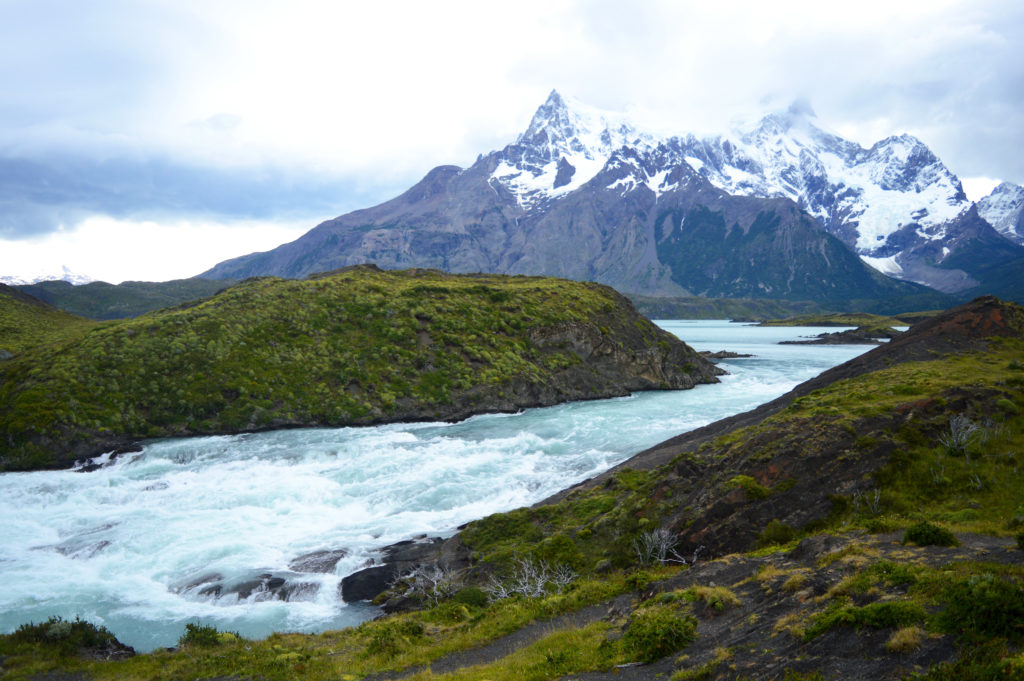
left=0, top=266, right=721, bottom=471
left=779, top=325, right=903, bottom=345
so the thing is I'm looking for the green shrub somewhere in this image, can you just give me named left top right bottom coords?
left=621, top=604, right=697, bottom=663
left=759, top=519, right=796, bottom=547
left=422, top=601, right=471, bottom=624
left=178, top=622, right=232, bottom=647
left=936, top=574, right=1024, bottom=642
left=902, top=521, right=958, bottom=547
left=729, top=474, right=771, bottom=499
left=625, top=570, right=658, bottom=592
left=363, top=619, right=425, bottom=658
left=996, top=398, right=1019, bottom=415
left=5, top=616, right=120, bottom=656
left=804, top=600, right=927, bottom=640
left=454, top=586, right=489, bottom=608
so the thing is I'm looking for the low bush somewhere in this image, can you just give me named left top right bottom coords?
left=621, top=604, right=698, bottom=663
left=804, top=600, right=927, bottom=641
left=454, top=586, right=489, bottom=608
left=178, top=622, right=237, bottom=647
left=902, top=521, right=958, bottom=547
left=4, top=615, right=120, bottom=657
left=759, top=519, right=796, bottom=547
left=936, top=574, right=1024, bottom=642
left=362, top=618, right=425, bottom=658
left=886, top=625, right=925, bottom=653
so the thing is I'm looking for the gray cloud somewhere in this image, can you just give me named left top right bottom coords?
left=0, top=153, right=401, bottom=239
left=2, top=0, right=1023, bottom=247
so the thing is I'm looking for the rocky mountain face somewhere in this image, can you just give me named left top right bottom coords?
left=202, top=91, right=1019, bottom=300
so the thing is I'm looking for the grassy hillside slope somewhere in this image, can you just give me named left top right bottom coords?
left=0, top=284, right=96, bottom=356
left=0, top=266, right=718, bottom=471
left=17, top=278, right=237, bottom=320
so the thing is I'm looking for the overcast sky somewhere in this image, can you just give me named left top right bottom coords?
left=1, top=0, right=1022, bottom=283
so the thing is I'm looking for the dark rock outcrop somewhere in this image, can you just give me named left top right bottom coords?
left=288, top=549, right=349, bottom=573
left=698, top=350, right=754, bottom=360
left=173, top=571, right=320, bottom=603
left=341, top=535, right=473, bottom=603
left=778, top=325, right=902, bottom=345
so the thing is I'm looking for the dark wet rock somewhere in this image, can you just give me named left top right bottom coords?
left=288, top=548, right=349, bottom=573
left=787, top=534, right=844, bottom=562
left=172, top=572, right=223, bottom=595
left=231, top=574, right=287, bottom=599
left=381, top=594, right=421, bottom=614
left=698, top=350, right=754, bottom=360
left=341, top=565, right=399, bottom=602
left=381, top=537, right=444, bottom=564
left=340, top=535, right=468, bottom=603
left=53, top=540, right=111, bottom=559
left=179, top=571, right=319, bottom=602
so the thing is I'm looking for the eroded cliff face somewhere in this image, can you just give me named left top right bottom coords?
left=348, top=283, right=723, bottom=427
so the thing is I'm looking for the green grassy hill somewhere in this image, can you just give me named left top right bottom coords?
left=0, top=266, right=718, bottom=471
left=17, top=277, right=238, bottom=320
left=0, top=284, right=96, bottom=356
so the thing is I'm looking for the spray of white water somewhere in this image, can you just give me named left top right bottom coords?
left=0, top=321, right=869, bottom=650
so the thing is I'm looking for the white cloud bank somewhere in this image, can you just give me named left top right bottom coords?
left=1, top=0, right=1022, bottom=282
left=0, top=216, right=314, bottom=284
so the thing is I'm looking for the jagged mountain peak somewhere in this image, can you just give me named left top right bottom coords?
left=977, top=180, right=1024, bottom=245
left=490, top=91, right=664, bottom=209
left=517, top=90, right=647, bottom=162
left=744, top=98, right=818, bottom=134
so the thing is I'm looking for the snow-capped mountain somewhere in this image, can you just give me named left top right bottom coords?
left=485, top=93, right=1011, bottom=292
left=0, top=266, right=94, bottom=286
left=490, top=92, right=662, bottom=208
left=977, top=181, right=1024, bottom=245
left=201, top=90, right=1019, bottom=303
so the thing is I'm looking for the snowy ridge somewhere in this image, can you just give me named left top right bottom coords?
left=490, top=92, right=972, bottom=261
left=490, top=91, right=661, bottom=208
left=0, top=265, right=94, bottom=286
left=676, top=108, right=969, bottom=255
left=977, top=181, right=1024, bottom=245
